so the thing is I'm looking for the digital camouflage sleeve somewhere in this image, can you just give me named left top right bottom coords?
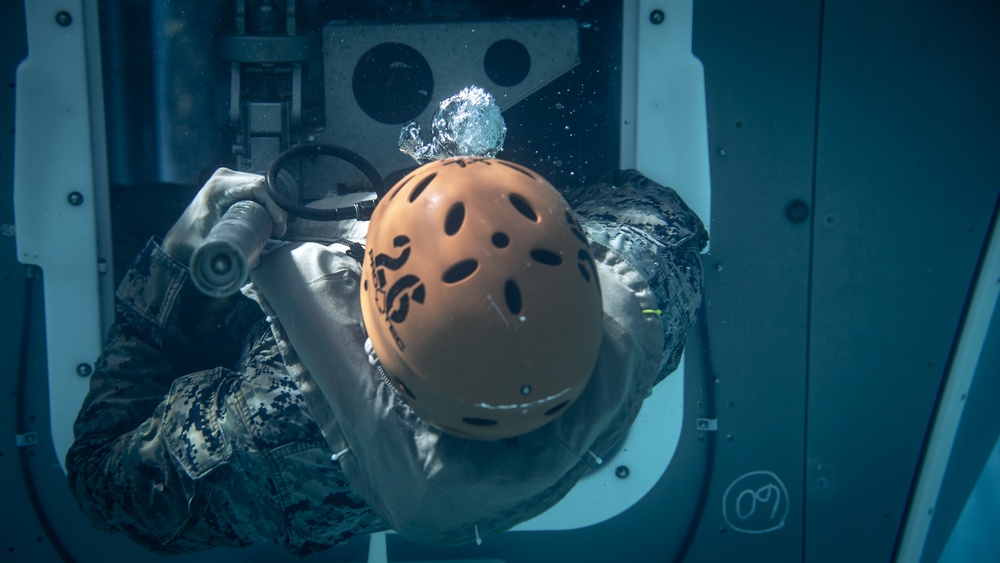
left=65, top=239, right=387, bottom=557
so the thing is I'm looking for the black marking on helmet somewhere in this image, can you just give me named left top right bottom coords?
left=375, top=246, right=411, bottom=271
left=443, top=157, right=492, bottom=168
left=442, top=259, right=479, bottom=284
left=389, top=324, right=405, bottom=350
left=390, top=294, right=411, bottom=323
left=409, top=173, right=437, bottom=202
left=497, top=160, right=537, bottom=180
left=509, top=193, right=538, bottom=222
left=384, top=274, right=422, bottom=322
left=577, top=248, right=598, bottom=286
left=530, top=249, right=562, bottom=266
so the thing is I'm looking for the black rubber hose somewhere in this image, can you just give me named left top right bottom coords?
left=672, top=296, right=718, bottom=563
left=265, top=143, right=384, bottom=221
left=16, top=266, right=77, bottom=562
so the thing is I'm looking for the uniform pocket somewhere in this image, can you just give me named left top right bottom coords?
left=162, top=368, right=235, bottom=479
left=266, top=441, right=385, bottom=555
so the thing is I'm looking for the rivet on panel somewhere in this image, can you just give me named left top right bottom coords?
left=786, top=200, right=810, bottom=223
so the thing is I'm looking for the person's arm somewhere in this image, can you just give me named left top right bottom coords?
left=65, top=237, right=268, bottom=552
left=65, top=169, right=286, bottom=553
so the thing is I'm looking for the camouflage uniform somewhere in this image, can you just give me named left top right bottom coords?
left=568, top=170, right=708, bottom=382
left=66, top=170, right=706, bottom=556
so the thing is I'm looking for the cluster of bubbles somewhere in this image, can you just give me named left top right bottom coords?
left=399, top=86, right=507, bottom=164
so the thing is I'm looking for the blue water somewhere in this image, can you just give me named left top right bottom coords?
left=940, top=437, right=1000, bottom=562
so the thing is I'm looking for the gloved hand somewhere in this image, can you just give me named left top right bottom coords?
left=162, top=168, right=288, bottom=265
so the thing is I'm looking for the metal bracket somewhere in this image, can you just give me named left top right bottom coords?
left=697, top=418, right=718, bottom=431
left=15, top=432, right=39, bottom=447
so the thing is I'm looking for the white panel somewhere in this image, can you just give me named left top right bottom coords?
left=14, top=0, right=113, bottom=469
left=621, top=0, right=712, bottom=241
left=896, top=211, right=1000, bottom=563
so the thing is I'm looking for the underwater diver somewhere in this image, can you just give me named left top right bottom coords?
left=65, top=156, right=707, bottom=556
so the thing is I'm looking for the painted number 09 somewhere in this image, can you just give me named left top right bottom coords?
left=722, top=471, right=789, bottom=534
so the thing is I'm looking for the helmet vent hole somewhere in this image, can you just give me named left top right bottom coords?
left=442, top=260, right=479, bottom=284
left=544, top=401, right=569, bottom=417
left=492, top=232, right=510, bottom=248
left=509, top=194, right=538, bottom=222
left=393, top=377, right=417, bottom=400
left=389, top=175, right=414, bottom=201
left=444, top=203, right=465, bottom=235
left=566, top=211, right=589, bottom=245
left=505, top=280, right=522, bottom=315
left=409, top=173, right=437, bottom=202
left=530, top=249, right=562, bottom=266
left=462, top=417, right=498, bottom=427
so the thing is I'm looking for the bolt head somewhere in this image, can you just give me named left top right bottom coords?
left=786, top=200, right=810, bottom=223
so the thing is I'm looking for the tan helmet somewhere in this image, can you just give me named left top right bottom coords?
left=360, top=157, right=604, bottom=440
